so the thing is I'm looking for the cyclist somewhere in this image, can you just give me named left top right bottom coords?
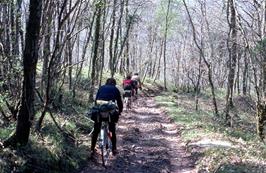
left=91, top=78, right=123, bottom=157
left=131, top=72, right=142, bottom=96
left=122, top=74, right=135, bottom=107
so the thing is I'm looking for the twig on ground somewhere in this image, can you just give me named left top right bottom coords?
left=0, top=105, right=11, bottom=121
left=35, top=88, right=76, bottom=141
left=47, top=107, right=76, bottom=141
left=0, top=141, right=4, bottom=149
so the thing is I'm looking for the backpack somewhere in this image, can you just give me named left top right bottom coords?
left=123, top=79, right=132, bottom=90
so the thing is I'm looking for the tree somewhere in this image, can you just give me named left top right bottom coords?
left=4, top=0, right=43, bottom=146
left=182, top=0, right=219, bottom=116
left=89, top=0, right=103, bottom=101
left=225, top=0, right=238, bottom=125
left=163, top=0, right=171, bottom=91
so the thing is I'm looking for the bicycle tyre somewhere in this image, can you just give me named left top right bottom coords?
left=103, top=127, right=112, bottom=167
left=101, top=145, right=105, bottom=166
left=124, top=97, right=129, bottom=110
left=107, top=136, right=112, bottom=151
left=100, top=128, right=106, bottom=166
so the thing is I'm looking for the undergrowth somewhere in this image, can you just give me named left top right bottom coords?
left=0, top=88, right=93, bottom=173
left=0, top=71, right=128, bottom=173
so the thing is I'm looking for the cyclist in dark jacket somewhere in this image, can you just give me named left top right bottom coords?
left=91, top=78, right=123, bottom=156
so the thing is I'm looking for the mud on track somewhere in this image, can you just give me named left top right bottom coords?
left=80, top=97, right=197, bottom=173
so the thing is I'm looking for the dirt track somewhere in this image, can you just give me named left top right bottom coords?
left=80, top=96, right=197, bottom=173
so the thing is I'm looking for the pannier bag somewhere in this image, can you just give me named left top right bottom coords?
left=89, top=102, right=119, bottom=123
left=123, top=90, right=132, bottom=97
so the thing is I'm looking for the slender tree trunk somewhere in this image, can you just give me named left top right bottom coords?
left=225, top=0, right=238, bottom=124
left=72, top=9, right=96, bottom=98
left=236, top=49, right=241, bottom=95
left=154, top=38, right=163, bottom=82
left=195, top=54, right=202, bottom=111
left=242, top=48, right=248, bottom=95
left=183, top=0, right=219, bottom=116
left=67, top=4, right=73, bottom=91
left=113, top=0, right=124, bottom=73
left=125, top=0, right=130, bottom=73
left=89, top=1, right=102, bottom=102
left=15, top=0, right=22, bottom=56
left=10, top=0, right=16, bottom=56
left=99, top=0, right=107, bottom=87
left=109, top=0, right=117, bottom=77
left=41, top=20, right=51, bottom=96
left=163, top=0, right=171, bottom=91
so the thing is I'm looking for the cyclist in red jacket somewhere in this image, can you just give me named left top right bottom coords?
left=122, top=74, right=135, bottom=97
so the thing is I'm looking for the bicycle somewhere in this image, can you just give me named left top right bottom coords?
left=98, top=111, right=113, bottom=167
left=123, top=90, right=132, bottom=111
left=87, top=101, right=118, bottom=167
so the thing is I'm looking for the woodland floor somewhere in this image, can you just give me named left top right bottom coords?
left=79, top=95, right=198, bottom=173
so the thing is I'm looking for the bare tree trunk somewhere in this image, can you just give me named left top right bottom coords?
left=195, top=54, right=202, bottom=111
left=109, top=0, right=117, bottom=77
left=41, top=0, right=53, bottom=96
left=99, top=0, right=107, bottom=87
left=225, top=0, right=238, bottom=125
left=236, top=49, right=241, bottom=95
left=4, top=0, right=42, bottom=147
left=242, top=48, right=248, bottom=95
left=67, top=4, right=73, bottom=91
left=15, top=0, right=23, bottom=56
left=163, top=0, right=171, bottom=91
left=89, top=1, right=102, bottom=102
left=125, top=0, right=130, bottom=74
left=154, top=38, right=163, bottom=82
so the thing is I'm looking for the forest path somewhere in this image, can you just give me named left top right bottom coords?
left=80, top=96, right=198, bottom=173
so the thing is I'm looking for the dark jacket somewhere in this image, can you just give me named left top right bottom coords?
left=95, top=84, right=123, bottom=113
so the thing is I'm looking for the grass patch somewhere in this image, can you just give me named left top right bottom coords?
left=156, top=93, right=215, bottom=139
left=155, top=90, right=266, bottom=173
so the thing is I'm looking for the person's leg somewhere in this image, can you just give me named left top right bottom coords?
left=91, top=122, right=101, bottom=152
left=109, top=122, right=117, bottom=153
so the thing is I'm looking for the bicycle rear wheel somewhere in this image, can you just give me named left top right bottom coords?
left=100, top=128, right=106, bottom=166
left=100, top=127, right=112, bottom=167
left=124, top=97, right=129, bottom=110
